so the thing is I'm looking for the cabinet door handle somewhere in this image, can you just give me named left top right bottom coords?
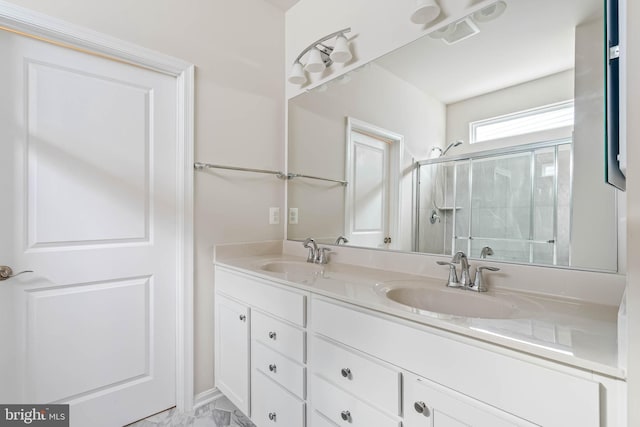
left=340, top=410, right=351, bottom=421
left=268, top=412, right=276, bottom=421
left=340, top=368, right=351, bottom=378
left=414, top=401, right=429, bottom=416
left=239, top=314, right=246, bottom=321
left=268, top=364, right=277, bottom=372
left=268, top=331, right=277, bottom=340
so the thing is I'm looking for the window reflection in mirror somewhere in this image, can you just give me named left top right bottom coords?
left=287, top=0, right=618, bottom=271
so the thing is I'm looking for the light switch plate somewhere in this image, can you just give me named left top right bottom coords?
left=269, top=207, right=280, bottom=225
left=289, top=208, right=299, bottom=224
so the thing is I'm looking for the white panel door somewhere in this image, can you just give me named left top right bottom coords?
left=0, top=30, right=178, bottom=426
left=346, top=131, right=390, bottom=248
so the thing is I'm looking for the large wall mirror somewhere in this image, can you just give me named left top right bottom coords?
left=287, top=0, right=618, bottom=271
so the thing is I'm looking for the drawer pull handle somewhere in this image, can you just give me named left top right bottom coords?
left=268, top=331, right=277, bottom=340
left=268, top=364, right=277, bottom=372
left=414, top=401, right=429, bottom=416
left=340, top=368, right=351, bottom=378
left=239, top=314, right=246, bottom=322
left=340, top=410, right=351, bottom=421
left=268, top=412, right=277, bottom=421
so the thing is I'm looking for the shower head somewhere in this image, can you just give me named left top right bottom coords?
left=441, top=140, right=463, bottom=156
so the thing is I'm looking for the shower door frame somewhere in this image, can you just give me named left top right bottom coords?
left=415, top=138, right=572, bottom=264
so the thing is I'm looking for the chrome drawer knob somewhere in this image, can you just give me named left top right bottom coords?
left=268, top=364, right=277, bottom=372
left=269, top=331, right=277, bottom=339
left=340, top=368, right=351, bottom=378
left=239, top=314, right=246, bottom=321
left=340, top=410, right=351, bottom=421
left=414, top=401, right=429, bottom=415
left=268, top=412, right=276, bottom=421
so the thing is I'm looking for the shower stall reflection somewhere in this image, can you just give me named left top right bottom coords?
left=417, top=140, right=572, bottom=266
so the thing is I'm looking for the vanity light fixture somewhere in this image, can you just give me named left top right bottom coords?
left=288, top=28, right=353, bottom=86
left=410, top=0, right=442, bottom=25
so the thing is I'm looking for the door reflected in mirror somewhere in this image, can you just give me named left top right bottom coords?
left=287, top=0, right=618, bottom=271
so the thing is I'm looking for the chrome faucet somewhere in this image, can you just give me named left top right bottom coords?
left=452, top=251, right=472, bottom=287
left=437, top=250, right=500, bottom=292
left=480, top=246, right=494, bottom=259
left=335, top=235, right=349, bottom=245
left=303, top=238, right=318, bottom=263
left=302, top=238, right=331, bottom=264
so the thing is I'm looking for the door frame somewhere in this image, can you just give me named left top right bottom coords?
left=0, top=1, right=196, bottom=412
left=345, top=117, right=404, bottom=249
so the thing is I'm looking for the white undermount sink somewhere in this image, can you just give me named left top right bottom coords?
left=260, top=260, right=323, bottom=275
left=379, top=281, right=540, bottom=319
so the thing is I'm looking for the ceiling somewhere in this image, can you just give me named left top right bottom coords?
left=264, top=0, right=300, bottom=11
left=376, top=0, right=602, bottom=104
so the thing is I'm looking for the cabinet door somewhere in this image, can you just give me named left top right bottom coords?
left=403, top=373, right=537, bottom=427
left=215, top=293, right=250, bottom=415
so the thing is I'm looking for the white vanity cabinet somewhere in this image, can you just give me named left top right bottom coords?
left=310, top=296, right=604, bottom=427
left=215, top=266, right=308, bottom=427
left=215, top=263, right=623, bottom=427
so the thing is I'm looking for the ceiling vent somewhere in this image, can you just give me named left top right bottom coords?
left=430, top=17, right=480, bottom=45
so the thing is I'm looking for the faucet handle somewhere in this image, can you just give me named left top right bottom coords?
left=305, top=247, right=315, bottom=263
left=469, top=266, right=500, bottom=292
left=316, top=247, right=331, bottom=264
left=436, top=261, right=461, bottom=288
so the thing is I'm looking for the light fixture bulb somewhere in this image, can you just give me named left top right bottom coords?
left=288, top=62, right=307, bottom=85
left=304, top=48, right=326, bottom=73
left=411, top=0, right=441, bottom=25
left=329, top=34, right=352, bottom=64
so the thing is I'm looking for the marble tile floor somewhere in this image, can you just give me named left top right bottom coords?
left=127, top=395, right=256, bottom=427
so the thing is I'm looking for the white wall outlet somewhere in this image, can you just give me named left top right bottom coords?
left=289, top=207, right=299, bottom=224
left=269, top=207, right=280, bottom=225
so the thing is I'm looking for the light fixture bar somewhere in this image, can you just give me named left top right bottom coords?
left=293, top=27, right=352, bottom=64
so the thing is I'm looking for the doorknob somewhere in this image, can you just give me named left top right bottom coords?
left=0, top=266, right=34, bottom=281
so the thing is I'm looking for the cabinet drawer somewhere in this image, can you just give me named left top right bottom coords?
left=253, top=340, right=306, bottom=399
left=403, top=372, right=537, bottom=427
left=310, top=376, right=400, bottom=427
left=251, top=370, right=305, bottom=427
left=310, top=336, right=400, bottom=416
left=310, top=411, right=338, bottom=427
left=216, top=267, right=306, bottom=326
left=252, top=310, right=305, bottom=363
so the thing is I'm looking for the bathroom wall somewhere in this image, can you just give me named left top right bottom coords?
left=625, top=1, right=640, bottom=423
left=3, top=0, right=286, bottom=396
left=288, top=63, right=445, bottom=250
left=445, top=70, right=574, bottom=153
left=571, top=18, right=617, bottom=271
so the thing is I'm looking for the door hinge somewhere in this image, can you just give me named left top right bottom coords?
left=609, top=45, right=620, bottom=60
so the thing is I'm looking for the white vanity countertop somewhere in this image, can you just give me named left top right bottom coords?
left=215, top=252, right=623, bottom=379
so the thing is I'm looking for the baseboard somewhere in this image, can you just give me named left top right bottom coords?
left=193, top=387, right=223, bottom=410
